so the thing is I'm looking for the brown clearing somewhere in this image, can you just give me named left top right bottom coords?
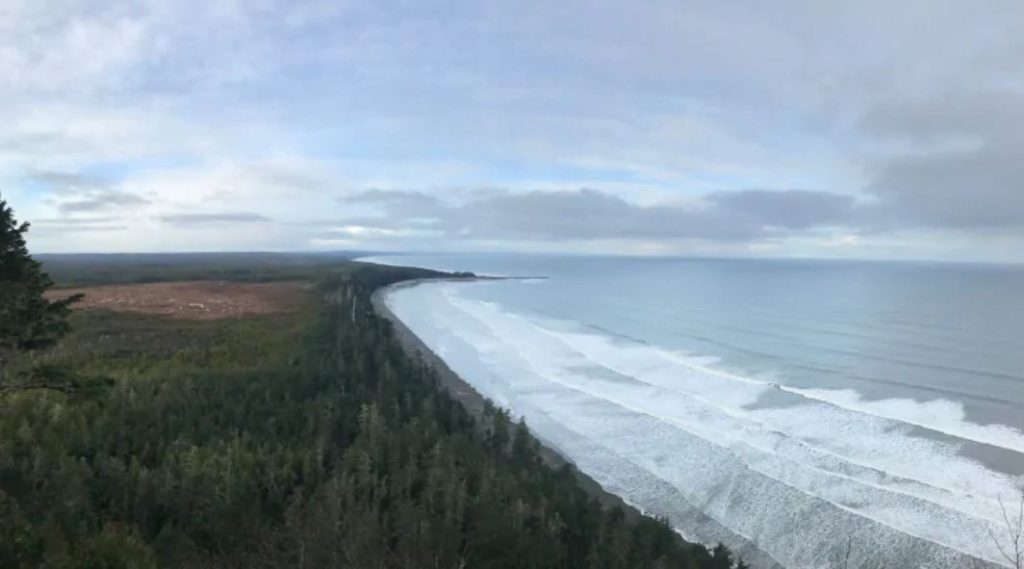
left=47, top=281, right=309, bottom=320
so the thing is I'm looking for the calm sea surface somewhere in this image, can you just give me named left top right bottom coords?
left=364, top=254, right=1024, bottom=568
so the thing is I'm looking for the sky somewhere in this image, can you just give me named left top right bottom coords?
left=2, top=0, right=1023, bottom=261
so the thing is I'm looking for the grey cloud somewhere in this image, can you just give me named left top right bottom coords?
left=8, top=0, right=1023, bottom=257
left=254, top=167, right=327, bottom=192
left=860, top=90, right=1024, bottom=230
left=349, top=189, right=444, bottom=207
left=345, top=189, right=445, bottom=217
left=339, top=188, right=858, bottom=242
left=707, top=190, right=856, bottom=230
left=30, top=217, right=126, bottom=233
left=452, top=190, right=733, bottom=240
left=29, top=169, right=150, bottom=215
left=58, top=190, right=149, bottom=213
left=868, top=145, right=1024, bottom=230
left=28, top=169, right=106, bottom=189
left=159, top=213, right=271, bottom=226
left=860, top=90, right=1024, bottom=141
left=34, top=216, right=120, bottom=225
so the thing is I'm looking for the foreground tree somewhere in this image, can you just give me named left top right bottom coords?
left=0, top=194, right=81, bottom=391
left=986, top=489, right=1024, bottom=569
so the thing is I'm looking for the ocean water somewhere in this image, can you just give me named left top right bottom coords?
left=362, top=254, right=1024, bottom=568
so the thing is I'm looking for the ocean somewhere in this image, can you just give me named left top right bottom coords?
left=362, top=254, right=1024, bottom=568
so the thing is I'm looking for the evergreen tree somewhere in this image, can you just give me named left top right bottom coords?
left=0, top=258, right=741, bottom=568
left=0, top=194, right=82, bottom=391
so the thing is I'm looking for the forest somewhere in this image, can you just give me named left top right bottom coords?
left=1, top=249, right=742, bottom=567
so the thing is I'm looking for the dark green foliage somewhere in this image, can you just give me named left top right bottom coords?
left=0, top=264, right=739, bottom=568
left=37, top=253, right=363, bottom=288
left=0, top=196, right=82, bottom=382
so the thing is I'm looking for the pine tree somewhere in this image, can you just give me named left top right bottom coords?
left=0, top=194, right=82, bottom=391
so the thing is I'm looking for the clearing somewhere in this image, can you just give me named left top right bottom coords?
left=49, top=280, right=309, bottom=320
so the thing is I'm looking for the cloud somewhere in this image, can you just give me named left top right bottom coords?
left=29, top=217, right=127, bottom=233
left=57, top=189, right=149, bottom=213
left=342, top=189, right=447, bottom=223
left=860, top=90, right=1024, bottom=231
left=27, top=169, right=106, bottom=188
left=4, top=0, right=1024, bottom=260
left=158, top=212, right=271, bottom=226
left=348, top=189, right=444, bottom=209
left=707, top=190, right=856, bottom=230
left=342, top=187, right=858, bottom=242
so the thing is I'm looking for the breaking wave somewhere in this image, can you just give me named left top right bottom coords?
left=386, top=281, right=1024, bottom=569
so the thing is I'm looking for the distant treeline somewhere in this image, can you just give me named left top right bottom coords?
left=0, top=262, right=741, bottom=568
left=37, top=252, right=362, bottom=287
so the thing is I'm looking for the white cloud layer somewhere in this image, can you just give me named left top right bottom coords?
left=1, top=0, right=1023, bottom=261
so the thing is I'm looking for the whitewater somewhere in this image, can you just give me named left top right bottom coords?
left=370, top=255, right=1024, bottom=568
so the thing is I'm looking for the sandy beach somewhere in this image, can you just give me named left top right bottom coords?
left=371, top=278, right=783, bottom=569
left=372, top=279, right=633, bottom=504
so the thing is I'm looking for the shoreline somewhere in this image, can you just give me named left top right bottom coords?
left=371, top=277, right=783, bottom=569
left=371, top=279, right=643, bottom=513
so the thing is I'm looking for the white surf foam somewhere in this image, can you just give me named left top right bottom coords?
left=780, top=387, right=1024, bottom=455
left=385, top=281, right=1024, bottom=568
